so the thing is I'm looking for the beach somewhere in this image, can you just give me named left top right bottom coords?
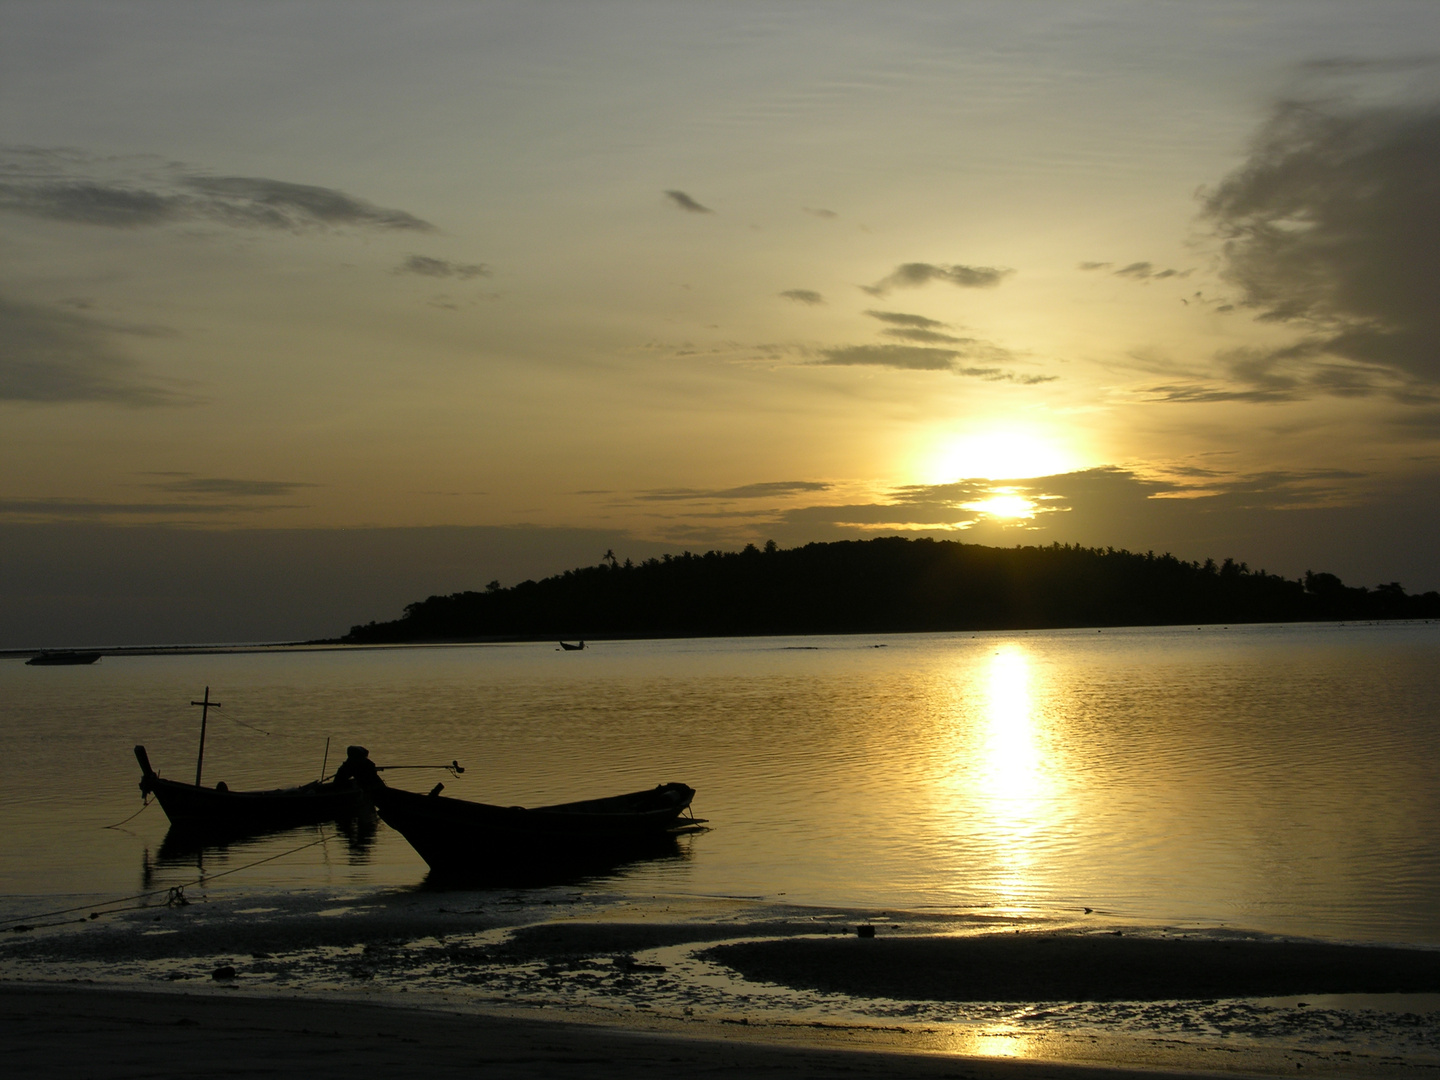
left=4, top=982, right=1232, bottom=1080
left=5, top=890, right=1440, bottom=1079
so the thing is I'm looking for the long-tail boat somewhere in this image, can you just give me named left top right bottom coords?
left=336, top=745, right=700, bottom=880
left=132, top=687, right=368, bottom=835
left=134, top=745, right=370, bottom=834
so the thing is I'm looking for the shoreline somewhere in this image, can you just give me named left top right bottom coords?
left=6, top=890, right=1440, bottom=1078
left=0, top=981, right=1275, bottom=1079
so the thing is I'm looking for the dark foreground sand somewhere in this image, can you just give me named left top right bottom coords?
left=708, top=933, right=1440, bottom=1001
left=1, top=983, right=1229, bottom=1080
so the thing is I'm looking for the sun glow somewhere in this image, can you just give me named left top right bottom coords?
left=962, top=489, right=1038, bottom=520
left=921, top=427, right=1078, bottom=484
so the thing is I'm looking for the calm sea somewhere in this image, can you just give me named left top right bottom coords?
left=3, top=622, right=1438, bottom=945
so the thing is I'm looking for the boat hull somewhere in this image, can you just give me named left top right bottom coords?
left=371, top=782, right=696, bottom=882
left=136, top=746, right=370, bottom=836
left=146, top=776, right=371, bottom=835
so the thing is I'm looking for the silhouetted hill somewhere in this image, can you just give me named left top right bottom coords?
left=340, top=537, right=1440, bottom=644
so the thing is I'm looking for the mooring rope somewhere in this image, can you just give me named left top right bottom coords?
left=101, top=796, right=153, bottom=831
left=4, top=832, right=332, bottom=933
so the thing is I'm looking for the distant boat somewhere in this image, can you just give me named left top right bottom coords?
left=558, top=640, right=586, bottom=651
left=26, top=651, right=101, bottom=666
left=337, top=746, right=699, bottom=880
left=134, top=745, right=370, bottom=835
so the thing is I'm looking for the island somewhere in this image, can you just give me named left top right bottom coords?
left=340, top=537, right=1440, bottom=644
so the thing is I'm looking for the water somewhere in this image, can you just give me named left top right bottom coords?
left=2, top=622, right=1439, bottom=945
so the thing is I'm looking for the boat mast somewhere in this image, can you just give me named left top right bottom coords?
left=191, top=687, right=222, bottom=786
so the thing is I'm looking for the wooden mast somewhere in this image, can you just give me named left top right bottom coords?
left=191, top=686, right=222, bottom=786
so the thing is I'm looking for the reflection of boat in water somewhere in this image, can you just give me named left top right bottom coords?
left=339, top=746, right=701, bottom=884
left=150, top=812, right=378, bottom=867
left=558, top=640, right=585, bottom=651
left=136, top=745, right=372, bottom=835
left=142, top=815, right=378, bottom=888
left=26, top=650, right=101, bottom=666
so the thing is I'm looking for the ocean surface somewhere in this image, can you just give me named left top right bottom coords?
left=3, top=621, right=1438, bottom=946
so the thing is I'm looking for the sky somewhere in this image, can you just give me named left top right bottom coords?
left=5, top=2, right=1440, bottom=646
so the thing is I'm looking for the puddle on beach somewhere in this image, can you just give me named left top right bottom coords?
left=3, top=887, right=1438, bottom=1078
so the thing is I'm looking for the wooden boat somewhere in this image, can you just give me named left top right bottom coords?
left=26, top=650, right=101, bottom=666
left=135, top=745, right=371, bottom=835
left=132, top=688, right=367, bottom=835
left=339, top=747, right=699, bottom=880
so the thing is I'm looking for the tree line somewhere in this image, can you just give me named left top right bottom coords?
left=340, top=537, right=1440, bottom=644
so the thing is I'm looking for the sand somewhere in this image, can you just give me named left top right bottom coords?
left=2, top=982, right=1230, bottom=1079
left=7, top=894, right=1440, bottom=1078
left=706, top=933, right=1440, bottom=1002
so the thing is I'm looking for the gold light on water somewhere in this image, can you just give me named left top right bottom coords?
left=973, top=646, right=1055, bottom=913
left=980, top=649, right=1045, bottom=806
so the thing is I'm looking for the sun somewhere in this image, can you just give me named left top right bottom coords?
left=921, top=426, right=1078, bottom=484
left=962, top=489, right=1038, bottom=519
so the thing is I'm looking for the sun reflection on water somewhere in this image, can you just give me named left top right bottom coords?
left=944, top=644, right=1059, bottom=915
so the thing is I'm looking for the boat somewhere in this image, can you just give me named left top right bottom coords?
left=131, top=687, right=368, bottom=835
left=26, top=650, right=102, bottom=666
left=337, top=746, right=699, bottom=880
left=558, top=640, right=586, bottom=651
left=134, top=745, right=371, bottom=835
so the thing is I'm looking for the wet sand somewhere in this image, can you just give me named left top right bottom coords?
left=1, top=983, right=1227, bottom=1079
left=7, top=896, right=1440, bottom=1078
left=707, top=932, right=1440, bottom=1001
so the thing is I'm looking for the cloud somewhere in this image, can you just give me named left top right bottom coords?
left=1114, top=261, right=1187, bottom=281
left=0, top=149, right=433, bottom=232
left=862, top=262, right=1012, bottom=296
left=864, top=310, right=947, bottom=329
left=817, top=343, right=1054, bottom=383
left=765, top=466, right=1395, bottom=555
left=143, top=475, right=318, bottom=498
left=820, top=345, right=957, bottom=371
left=1078, top=261, right=1112, bottom=271
left=0, top=296, right=181, bottom=405
left=664, top=190, right=712, bottom=213
left=0, top=498, right=271, bottom=519
left=880, top=327, right=965, bottom=344
left=638, top=481, right=831, bottom=502
left=779, top=289, right=824, bottom=305
left=1201, top=94, right=1440, bottom=388
left=803, top=207, right=837, bottom=218
left=394, top=255, right=490, bottom=280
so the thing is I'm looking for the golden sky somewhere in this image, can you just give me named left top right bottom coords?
left=4, top=2, right=1440, bottom=643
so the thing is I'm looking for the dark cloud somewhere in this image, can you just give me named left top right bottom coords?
left=1078, top=261, right=1111, bottom=271
left=881, top=327, right=965, bottom=344
left=664, top=190, right=712, bottom=213
left=394, top=255, right=490, bottom=280
left=0, top=296, right=180, bottom=406
left=779, top=289, right=824, bottom=305
left=1140, top=383, right=1301, bottom=405
left=144, top=476, right=318, bottom=498
left=864, top=310, right=948, bottom=329
left=820, top=344, right=958, bottom=371
left=862, top=262, right=1012, bottom=296
left=0, top=498, right=294, bottom=519
left=803, top=207, right=838, bottom=218
left=0, top=149, right=433, bottom=232
left=638, top=481, right=830, bottom=502
left=762, top=466, right=1429, bottom=578
left=1202, top=95, right=1440, bottom=389
left=179, top=177, right=431, bottom=231
left=817, top=343, right=1054, bottom=383
left=1114, top=261, right=1187, bottom=281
